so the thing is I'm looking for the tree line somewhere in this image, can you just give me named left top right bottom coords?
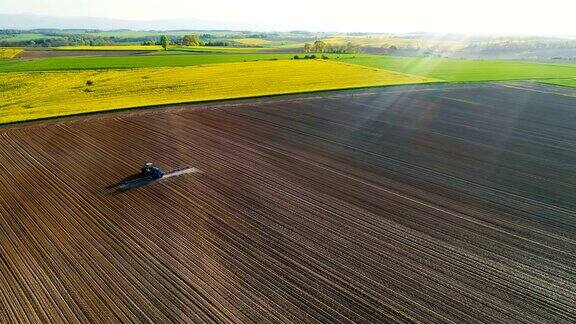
left=466, top=40, right=576, bottom=50
left=146, top=34, right=234, bottom=49
left=0, top=34, right=118, bottom=47
left=302, top=40, right=361, bottom=54
left=0, top=30, right=236, bottom=48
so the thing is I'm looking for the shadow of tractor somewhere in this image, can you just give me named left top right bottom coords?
left=106, top=173, right=157, bottom=195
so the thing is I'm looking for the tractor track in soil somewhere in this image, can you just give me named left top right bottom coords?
left=1, top=82, right=575, bottom=323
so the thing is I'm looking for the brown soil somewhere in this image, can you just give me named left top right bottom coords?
left=1, top=83, right=575, bottom=322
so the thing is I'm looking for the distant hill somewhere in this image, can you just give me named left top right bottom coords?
left=0, top=13, right=259, bottom=31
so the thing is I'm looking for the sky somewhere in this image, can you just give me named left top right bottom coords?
left=1, top=0, right=575, bottom=35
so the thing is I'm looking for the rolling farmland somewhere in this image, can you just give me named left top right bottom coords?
left=57, top=45, right=164, bottom=51
left=323, top=36, right=466, bottom=50
left=1, top=83, right=575, bottom=322
left=230, top=38, right=272, bottom=46
left=0, top=53, right=361, bottom=72
left=174, top=46, right=269, bottom=53
left=2, top=53, right=575, bottom=89
left=0, top=60, right=435, bottom=123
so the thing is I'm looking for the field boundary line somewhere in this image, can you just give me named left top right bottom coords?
left=0, top=81, right=449, bottom=128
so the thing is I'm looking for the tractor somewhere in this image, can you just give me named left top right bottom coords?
left=141, top=162, right=164, bottom=179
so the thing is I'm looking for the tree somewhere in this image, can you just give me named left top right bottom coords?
left=160, top=35, right=169, bottom=50
left=345, top=42, right=361, bottom=54
left=182, top=34, right=201, bottom=46
left=303, top=43, right=312, bottom=53
left=313, top=40, right=327, bottom=53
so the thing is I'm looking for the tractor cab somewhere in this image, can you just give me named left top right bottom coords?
left=141, top=162, right=164, bottom=179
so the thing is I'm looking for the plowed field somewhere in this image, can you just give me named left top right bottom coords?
left=1, top=83, right=575, bottom=323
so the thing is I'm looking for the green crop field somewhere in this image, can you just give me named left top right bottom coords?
left=0, top=53, right=359, bottom=72
left=541, top=78, right=576, bottom=88
left=339, top=56, right=576, bottom=82
left=58, top=45, right=164, bottom=51
left=172, top=46, right=267, bottom=53
left=57, top=44, right=267, bottom=53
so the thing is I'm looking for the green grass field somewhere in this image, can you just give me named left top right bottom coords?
left=57, top=44, right=267, bottom=53
left=540, top=78, right=576, bottom=88
left=56, top=45, right=266, bottom=54
left=57, top=45, right=164, bottom=51
left=338, top=56, right=576, bottom=82
left=0, top=53, right=359, bottom=72
left=171, top=46, right=267, bottom=53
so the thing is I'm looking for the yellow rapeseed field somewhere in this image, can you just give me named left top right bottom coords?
left=0, top=48, right=23, bottom=59
left=0, top=60, right=438, bottom=123
left=232, top=38, right=272, bottom=46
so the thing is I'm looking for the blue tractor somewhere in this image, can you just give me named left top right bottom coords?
left=141, top=162, right=164, bottom=179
